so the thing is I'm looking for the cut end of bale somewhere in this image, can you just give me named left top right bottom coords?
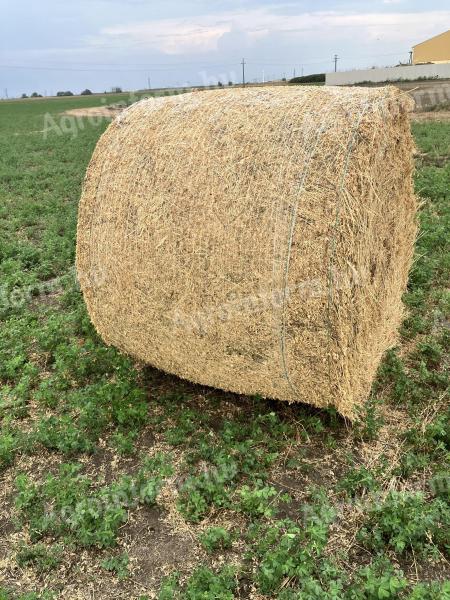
left=76, top=86, right=417, bottom=419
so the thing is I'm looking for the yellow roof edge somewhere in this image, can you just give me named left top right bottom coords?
left=412, top=28, right=450, bottom=48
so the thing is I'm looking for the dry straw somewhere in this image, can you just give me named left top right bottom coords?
left=76, top=86, right=417, bottom=419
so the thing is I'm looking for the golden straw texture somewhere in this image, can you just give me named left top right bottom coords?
left=76, top=86, right=417, bottom=418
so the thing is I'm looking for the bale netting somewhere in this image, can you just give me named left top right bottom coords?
left=76, top=86, right=417, bottom=419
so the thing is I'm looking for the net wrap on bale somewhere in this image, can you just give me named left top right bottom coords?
left=76, top=86, right=417, bottom=419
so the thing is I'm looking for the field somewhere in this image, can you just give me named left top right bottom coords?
left=0, top=94, right=448, bottom=599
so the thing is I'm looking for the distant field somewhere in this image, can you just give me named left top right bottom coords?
left=0, top=96, right=448, bottom=599
left=1, top=92, right=131, bottom=108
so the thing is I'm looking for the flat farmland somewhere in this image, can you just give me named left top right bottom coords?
left=0, top=94, right=448, bottom=599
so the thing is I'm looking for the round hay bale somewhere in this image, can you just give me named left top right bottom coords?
left=76, top=86, right=417, bottom=419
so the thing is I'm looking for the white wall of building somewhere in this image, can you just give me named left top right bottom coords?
left=411, top=83, right=450, bottom=109
left=326, top=63, right=450, bottom=86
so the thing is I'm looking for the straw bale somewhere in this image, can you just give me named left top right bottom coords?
left=76, top=86, right=417, bottom=418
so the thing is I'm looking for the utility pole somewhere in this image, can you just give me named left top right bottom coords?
left=241, top=58, right=246, bottom=88
left=293, top=68, right=296, bottom=78
left=409, top=50, right=413, bottom=65
left=333, top=54, right=339, bottom=72
left=4, top=88, right=8, bottom=99
left=262, top=69, right=265, bottom=84
left=147, top=76, right=151, bottom=90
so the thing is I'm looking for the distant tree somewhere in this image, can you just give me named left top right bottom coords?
left=289, top=73, right=325, bottom=84
left=228, top=81, right=233, bottom=86
left=81, top=89, right=93, bottom=95
left=217, top=81, right=224, bottom=87
left=31, top=92, right=42, bottom=97
left=56, top=91, right=74, bottom=96
left=281, top=77, right=287, bottom=82
left=111, top=87, right=122, bottom=93
left=21, top=93, right=28, bottom=98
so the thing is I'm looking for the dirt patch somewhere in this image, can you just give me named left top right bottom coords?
left=410, top=110, right=450, bottom=122
left=63, top=106, right=124, bottom=119
left=83, top=429, right=156, bottom=485
left=124, top=505, right=199, bottom=589
left=415, top=152, right=448, bottom=167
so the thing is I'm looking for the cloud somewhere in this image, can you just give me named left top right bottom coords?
left=98, top=20, right=229, bottom=54
left=92, top=7, right=450, bottom=55
left=3, top=0, right=450, bottom=97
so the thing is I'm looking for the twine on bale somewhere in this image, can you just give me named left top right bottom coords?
left=274, top=88, right=349, bottom=398
left=325, top=100, right=370, bottom=388
left=279, top=107, right=335, bottom=396
left=76, top=86, right=417, bottom=419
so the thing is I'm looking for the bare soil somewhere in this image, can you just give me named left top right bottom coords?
left=410, top=110, right=450, bottom=122
left=63, top=106, right=124, bottom=118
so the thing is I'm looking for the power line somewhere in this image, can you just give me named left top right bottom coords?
left=245, top=51, right=410, bottom=67
left=0, top=49, right=411, bottom=75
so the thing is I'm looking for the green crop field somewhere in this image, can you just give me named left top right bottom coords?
left=0, top=95, right=448, bottom=599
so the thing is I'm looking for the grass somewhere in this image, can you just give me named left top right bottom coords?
left=0, top=95, right=448, bottom=598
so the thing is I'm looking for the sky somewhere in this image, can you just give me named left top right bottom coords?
left=1, top=0, right=449, bottom=97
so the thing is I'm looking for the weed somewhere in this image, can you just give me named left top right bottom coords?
left=353, top=396, right=384, bottom=441
left=406, top=581, right=450, bottom=600
left=177, top=411, right=291, bottom=522
left=238, top=484, right=278, bottom=518
left=111, top=430, right=138, bottom=455
left=199, top=527, right=232, bottom=553
left=338, top=465, right=379, bottom=497
left=14, top=453, right=172, bottom=547
left=358, top=491, right=449, bottom=556
left=158, top=572, right=181, bottom=600
left=398, top=408, right=450, bottom=477
left=247, top=492, right=336, bottom=594
left=101, top=552, right=130, bottom=579
left=351, top=557, right=408, bottom=600
left=0, top=428, right=17, bottom=470
left=184, top=566, right=237, bottom=599
left=0, top=590, right=55, bottom=600
left=159, top=566, right=237, bottom=599
left=177, top=461, right=235, bottom=522
left=16, top=543, right=61, bottom=573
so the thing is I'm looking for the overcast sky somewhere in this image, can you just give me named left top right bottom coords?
left=1, top=0, right=449, bottom=97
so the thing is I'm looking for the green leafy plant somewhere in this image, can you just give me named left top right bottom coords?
left=199, top=526, right=232, bottom=553
left=14, top=453, right=172, bottom=548
left=358, top=491, right=449, bottom=555
left=338, top=466, right=379, bottom=497
left=351, top=557, right=408, bottom=599
left=159, top=566, right=236, bottom=599
left=16, top=543, right=61, bottom=573
left=111, top=430, right=138, bottom=455
left=101, top=552, right=130, bottom=579
left=238, top=484, right=278, bottom=518
left=0, top=428, right=17, bottom=470
left=353, top=396, right=384, bottom=441
left=247, top=492, right=336, bottom=594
